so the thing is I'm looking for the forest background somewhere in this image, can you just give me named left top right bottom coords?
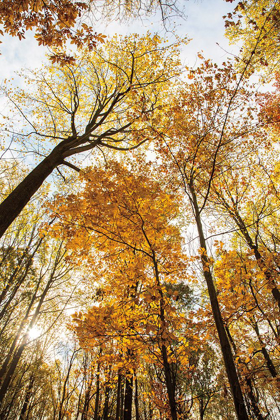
left=0, top=0, right=279, bottom=419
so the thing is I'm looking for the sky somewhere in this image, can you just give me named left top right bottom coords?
left=0, top=0, right=240, bottom=169
left=0, top=0, right=238, bottom=83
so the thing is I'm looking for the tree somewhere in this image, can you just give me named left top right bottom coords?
left=0, top=0, right=181, bottom=63
left=0, top=237, right=75, bottom=411
left=224, top=0, right=280, bottom=76
left=214, top=246, right=279, bottom=417
left=209, top=150, right=280, bottom=310
left=47, top=159, right=195, bottom=419
left=0, top=33, right=184, bottom=238
left=153, top=58, right=262, bottom=419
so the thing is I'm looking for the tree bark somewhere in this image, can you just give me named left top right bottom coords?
left=134, top=375, right=140, bottom=420
left=245, top=376, right=265, bottom=420
left=152, top=255, right=177, bottom=420
left=0, top=142, right=67, bottom=238
left=227, top=204, right=280, bottom=311
left=161, top=344, right=177, bottom=420
left=94, top=365, right=100, bottom=420
left=116, top=371, right=122, bottom=420
left=103, top=385, right=110, bottom=420
left=124, top=375, right=133, bottom=420
left=252, top=321, right=278, bottom=378
left=189, top=182, right=249, bottom=420
left=19, top=374, right=34, bottom=419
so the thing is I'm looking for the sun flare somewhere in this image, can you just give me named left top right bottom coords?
left=28, top=326, right=42, bottom=340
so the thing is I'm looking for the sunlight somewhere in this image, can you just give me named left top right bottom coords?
left=28, top=326, right=42, bottom=340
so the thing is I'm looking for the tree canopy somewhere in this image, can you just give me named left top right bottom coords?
left=0, top=1, right=280, bottom=419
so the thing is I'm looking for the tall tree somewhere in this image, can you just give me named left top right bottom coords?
left=48, top=159, right=193, bottom=419
left=0, top=33, right=184, bottom=238
left=153, top=58, right=260, bottom=419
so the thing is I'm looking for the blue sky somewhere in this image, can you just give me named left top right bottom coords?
left=0, top=0, right=238, bottom=82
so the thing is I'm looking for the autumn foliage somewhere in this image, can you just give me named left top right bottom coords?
left=0, top=1, right=280, bottom=419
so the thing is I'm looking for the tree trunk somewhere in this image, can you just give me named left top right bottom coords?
left=103, top=385, right=110, bottom=420
left=0, top=275, right=41, bottom=388
left=124, top=375, right=133, bottom=420
left=0, top=269, right=59, bottom=407
left=189, top=182, right=249, bottom=420
left=0, top=143, right=65, bottom=238
left=120, top=375, right=125, bottom=420
left=0, top=342, right=26, bottom=407
left=134, top=375, right=140, bottom=420
left=116, top=371, right=122, bottom=420
left=58, top=350, right=77, bottom=420
left=245, top=376, right=265, bottom=420
left=252, top=322, right=278, bottom=378
left=81, top=387, right=90, bottom=420
left=94, top=367, right=100, bottom=420
left=0, top=234, right=39, bottom=307
left=230, top=207, right=280, bottom=311
left=161, top=344, right=177, bottom=420
left=19, top=374, right=34, bottom=419
left=152, top=254, right=177, bottom=420
left=199, top=397, right=204, bottom=420
left=149, top=402, right=153, bottom=420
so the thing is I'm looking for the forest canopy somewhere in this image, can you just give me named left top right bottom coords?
left=0, top=0, right=279, bottom=419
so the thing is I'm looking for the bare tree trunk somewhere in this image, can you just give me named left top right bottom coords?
left=189, top=182, right=249, bottom=420
left=124, top=375, right=133, bottom=420
left=57, top=350, right=77, bottom=420
left=252, top=321, right=278, bottom=378
left=245, top=376, right=266, bottom=420
left=116, top=371, right=122, bottom=420
left=0, top=143, right=67, bottom=238
left=103, top=384, right=110, bottom=420
left=134, top=375, right=140, bottom=420
left=94, top=366, right=100, bottom=420
left=152, top=254, right=177, bottom=420
left=19, top=374, right=34, bottom=420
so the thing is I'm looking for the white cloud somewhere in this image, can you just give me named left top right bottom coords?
left=0, top=0, right=238, bottom=84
